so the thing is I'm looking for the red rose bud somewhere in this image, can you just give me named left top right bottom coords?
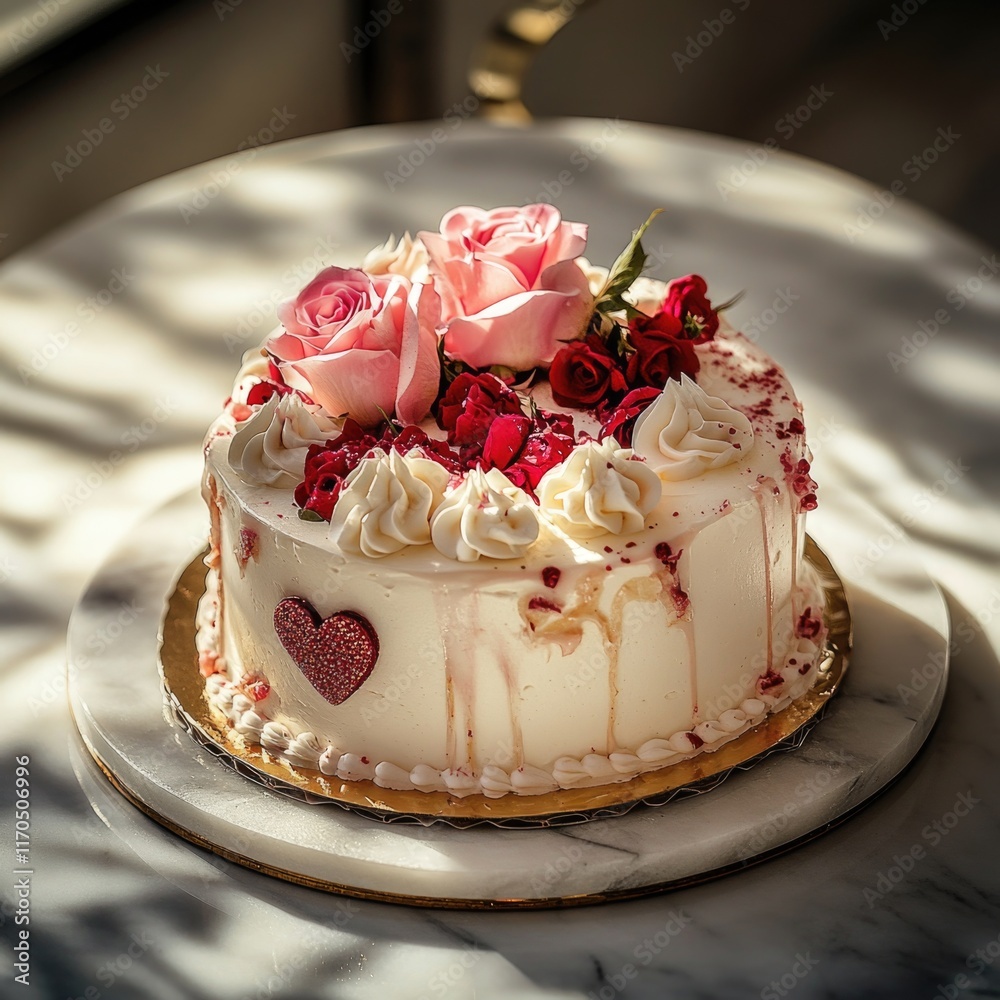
left=548, top=334, right=628, bottom=409
left=663, top=274, right=719, bottom=343
left=599, top=386, right=661, bottom=447
left=625, top=312, right=700, bottom=389
left=481, top=414, right=532, bottom=470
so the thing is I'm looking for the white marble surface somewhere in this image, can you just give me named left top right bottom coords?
left=3, top=120, right=1000, bottom=996
left=66, top=489, right=943, bottom=903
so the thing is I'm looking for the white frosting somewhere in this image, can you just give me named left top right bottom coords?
left=361, top=233, right=430, bottom=282
left=329, top=448, right=449, bottom=557
left=537, top=438, right=661, bottom=539
left=200, top=310, right=824, bottom=798
left=632, top=374, right=754, bottom=481
left=199, top=562, right=826, bottom=797
left=430, top=468, right=540, bottom=561
left=228, top=393, right=341, bottom=488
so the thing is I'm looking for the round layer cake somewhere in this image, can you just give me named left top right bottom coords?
left=195, top=204, right=826, bottom=798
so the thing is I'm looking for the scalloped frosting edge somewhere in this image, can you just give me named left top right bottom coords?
left=194, top=566, right=829, bottom=798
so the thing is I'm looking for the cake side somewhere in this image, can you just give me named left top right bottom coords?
left=193, top=205, right=827, bottom=798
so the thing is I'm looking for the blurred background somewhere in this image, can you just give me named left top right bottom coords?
left=2, top=0, right=998, bottom=261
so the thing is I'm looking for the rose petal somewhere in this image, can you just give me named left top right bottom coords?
left=395, top=281, right=442, bottom=425
left=288, top=350, right=399, bottom=427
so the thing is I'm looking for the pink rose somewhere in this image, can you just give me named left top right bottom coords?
left=419, top=204, right=593, bottom=371
left=266, top=266, right=441, bottom=427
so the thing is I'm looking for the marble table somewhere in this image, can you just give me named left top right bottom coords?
left=3, top=119, right=1000, bottom=998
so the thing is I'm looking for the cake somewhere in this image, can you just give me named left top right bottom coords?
left=196, top=204, right=825, bottom=800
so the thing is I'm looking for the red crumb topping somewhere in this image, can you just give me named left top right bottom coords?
left=796, top=607, right=823, bottom=639
left=654, top=542, right=682, bottom=573
left=542, top=566, right=561, bottom=589
left=780, top=449, right=819, bottom=512
left=775, top=417, right=806, bottom=440
left=671, top=584, right=691, bottom=617
left=360, top=756, right=369, bottom=765
left=237, top=527, right=259, bottom=567
left=243, top=677, right=270, bottom=702
left=687, top=732, right=704, bottom=749
left=759, top=668, right=784, bottom=692
left=528, top=596, right=562, bottom=614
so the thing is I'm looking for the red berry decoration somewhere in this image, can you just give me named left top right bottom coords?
left=273, top=597, right=379, bottom=706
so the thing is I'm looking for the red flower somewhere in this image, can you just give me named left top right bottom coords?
left=599, top=386, right=661, bottom=447
left=437, top=373, right=524, bottom=447
left=626, top=312, right=700, bottom=389
left=506, top=426, right=575, bottom=492
left=662, top=274, right=719, bottom=343
left=481, top=414, right=533, bottom=470
left=294, top=419, right=461, bottom=521
left=294, top=420, right=376, bottom=520
left=548, top=334, right=627, bottom=409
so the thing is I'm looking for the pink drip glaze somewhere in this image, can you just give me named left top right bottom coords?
left=496, top=645, right=524, bottom=773
left=436, top=591, right=476, bottom=773
left=755, top=488, right=774, bottom=672
left=206, top=475, right=226, bottom=662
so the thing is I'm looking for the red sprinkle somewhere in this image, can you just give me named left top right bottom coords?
left=528, top=596, right=562, bottom=614
left=654, top=543, right=682, bottom=573
left=542, top=566, right=561, bottom=589
left=244, top=678, right=270, bottom=702
left=759, top=669, right=784, bottom=692
left=237, top=527, right=259, bottom=569
left=796, top=607, right=823, bottom=639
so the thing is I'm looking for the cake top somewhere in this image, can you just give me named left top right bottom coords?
left=208, top=204, right=817, bottom=563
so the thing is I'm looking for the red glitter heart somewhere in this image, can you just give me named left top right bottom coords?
left=273, top=598, right=379, bottom=706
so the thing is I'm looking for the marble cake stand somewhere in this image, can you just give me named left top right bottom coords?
left=67, top=489, right=948, bottom=908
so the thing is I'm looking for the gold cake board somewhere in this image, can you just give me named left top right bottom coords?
left=159, top=537, right=851, bottom=827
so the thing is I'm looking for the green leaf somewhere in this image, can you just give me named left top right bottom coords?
left=595, top=208, right=664, bottom=312
left=374, top=404, right=402, bottom=434
left=297, top=508, right=325, bottom=522
left=714, top=290, right=745, bottom=313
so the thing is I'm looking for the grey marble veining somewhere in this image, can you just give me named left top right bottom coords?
left=2, top=120, right=1000, bottom=998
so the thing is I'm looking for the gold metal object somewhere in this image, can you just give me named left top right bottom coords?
left=470, top=0, right=602, bottom=123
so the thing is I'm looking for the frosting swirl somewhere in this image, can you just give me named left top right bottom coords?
left=328, top=448, right=449, bottom=557
left=229, top=393, right=341, bottom=487
left=361, top=233, right=430, bottom=283
left=632, top=374, right=754, bottom=480
left=537, top=438, right=661, bottom=539
left=430, top=468, right=540, bottom=561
